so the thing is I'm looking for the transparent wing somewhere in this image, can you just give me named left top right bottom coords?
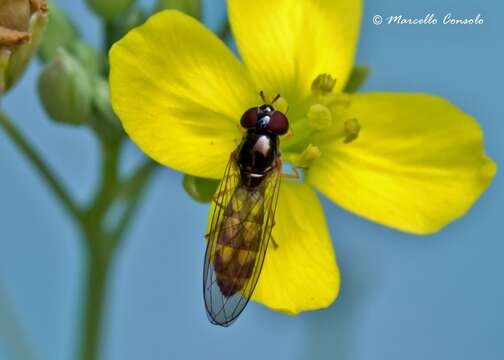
left=203, top=151, right=281, bottom=326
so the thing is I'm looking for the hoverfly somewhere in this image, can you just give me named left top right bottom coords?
left=203, top=92, right=289, bottom=326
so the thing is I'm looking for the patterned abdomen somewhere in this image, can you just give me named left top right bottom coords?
left=214, top=186, right=264, bottom=297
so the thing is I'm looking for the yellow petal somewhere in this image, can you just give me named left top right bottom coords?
left=228, top=0, right=362, bottom=103
left=109, top=11, right=257, bottom=178
left=252, top=181, right=340, bottom=314
left=308, top=93, right=497, bottom=234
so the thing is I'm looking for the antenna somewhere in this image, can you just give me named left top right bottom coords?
left=259, top=90, right=266, bottom=103
left=258, top=91, right=281, bottom=105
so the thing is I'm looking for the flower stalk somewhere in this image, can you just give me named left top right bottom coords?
left=0, top=109, right=158, bottom=360
left=0, top=110, right=81, bottom=220
left=1, top=2, right=214, bottom=358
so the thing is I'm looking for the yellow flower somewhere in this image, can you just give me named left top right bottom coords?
left=109, top=0, right=496, bottom=315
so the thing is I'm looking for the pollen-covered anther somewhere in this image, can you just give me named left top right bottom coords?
left=307, top=103, right=332, bottom=130
left=343, top=118, right=361, bottom=143
left=297, top=144, right=321, bottom=168
left=311, top=73, right=336, bottom=95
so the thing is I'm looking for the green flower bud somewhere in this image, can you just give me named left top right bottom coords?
left=86, top=0, right=135, bottom=21
left=156, top=0, right=201, bottom=19
left=38, top=49, right=93, bottom=125
left=67, top=40, right=103, bottom=76
left=105, top=6, right=145, bottom=49
left=183, top=174, right=219, bottom=203
left=89, top=76, right=123, bottom=139
left=92, top=77, right=115, bottom=122
left=38, top=1, right=79, bottom=62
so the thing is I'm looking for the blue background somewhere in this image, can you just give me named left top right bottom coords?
left=1, top=0, right=503, bottom=359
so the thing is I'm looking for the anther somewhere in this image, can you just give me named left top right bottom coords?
left=343, top=118, right=360, bottom=143
left=297, top=144, right=321, bottom=168
left=307, top=104, right=332, bottom=130
left=311, top=73, right=336, bottom=95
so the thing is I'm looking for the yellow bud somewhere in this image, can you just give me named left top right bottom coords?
left=307, top=103, right=332, bottom=130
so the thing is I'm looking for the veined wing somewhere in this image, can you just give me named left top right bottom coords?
left=203, top=151, right=281, bottom=326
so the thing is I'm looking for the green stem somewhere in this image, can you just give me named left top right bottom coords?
left=1, top=40, right=156, bottom=360
left=110, top=160, right=157, bottom=251
left=0, top=110, right=81, bottom=221
left=77, top=138, right=121, bottom=360
left=79, top=247, right=111, bottom=360
left=86, top=138, right=121, bottom=223
left=78, top=144, right=156, bottom=360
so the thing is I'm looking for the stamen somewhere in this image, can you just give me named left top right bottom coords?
left=311, top=73, right=336, bottom=95
left=343, top=118, right=360, bottom=143
left=307, top=104, right=332, bottom=130
left=296, top=144, right=321, bottom=168
left=326, top=92, right=351, bottom=108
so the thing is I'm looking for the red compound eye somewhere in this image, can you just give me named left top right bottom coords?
left=240, top=107, right=258, bottom=129
left=267, top=111, right=289, bottom=135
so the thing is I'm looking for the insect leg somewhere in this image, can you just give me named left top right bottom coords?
left=268, top=216, right=280, bottom=249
